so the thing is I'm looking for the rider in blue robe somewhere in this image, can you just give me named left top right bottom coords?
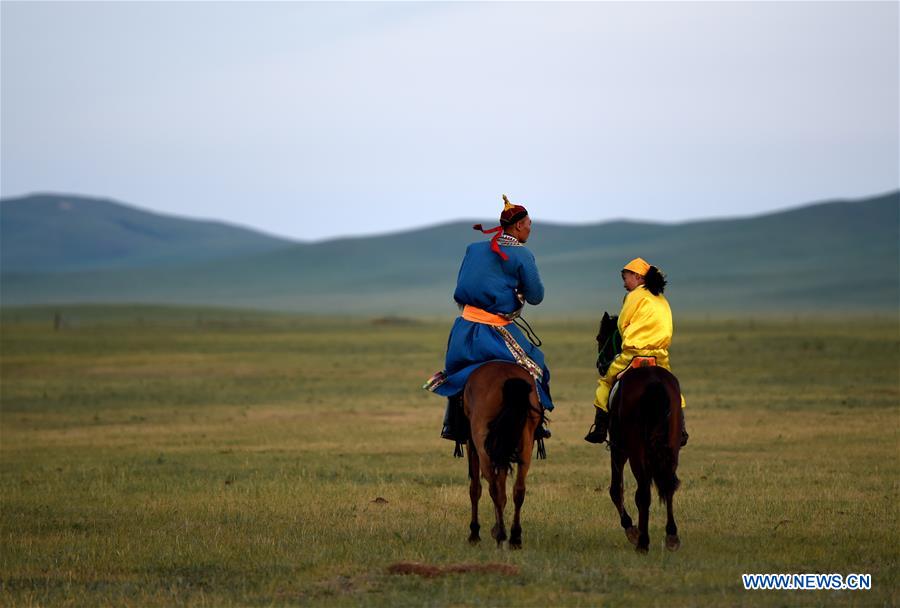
left=424, top=195, right=553, bottom=442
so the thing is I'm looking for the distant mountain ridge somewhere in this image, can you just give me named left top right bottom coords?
left=1, top=191, right=897, bottom=314
left=0, top=194, right=294, bottom=272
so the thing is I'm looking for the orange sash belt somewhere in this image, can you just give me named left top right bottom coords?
left=461, top=305, right=511, bottom=326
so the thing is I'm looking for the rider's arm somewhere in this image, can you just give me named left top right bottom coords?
left=452, top=244, right=474, bottom=306
left=517, top=250, right=544, bottom=305
left=618, top=288, right=647, bottom=346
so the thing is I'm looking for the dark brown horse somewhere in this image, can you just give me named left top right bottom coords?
left=463, top=361, right=543, bottom=549
left=597, top=313, right=683, bottom=553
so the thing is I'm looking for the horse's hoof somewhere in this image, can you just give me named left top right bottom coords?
left=468, top=535, right=481, bottom=545
left=625, top=526, right=640, bottom=546
left=635, top=544, right=649, bottom=554
left=509, top=539, right=522, bottom=550
left=665, top=535, right=681, bottom=551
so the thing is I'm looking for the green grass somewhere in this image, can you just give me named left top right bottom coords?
left=1, top=306, right=898, bottom=606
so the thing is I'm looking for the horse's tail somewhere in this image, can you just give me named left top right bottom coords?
left=485, top=378, right=533, bottom=473
left=641, top=381, right=680, bottom=501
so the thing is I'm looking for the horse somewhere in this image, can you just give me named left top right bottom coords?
left=596, top=313, right=683, bottom=553
left=462, top=361, right=544, bottom=549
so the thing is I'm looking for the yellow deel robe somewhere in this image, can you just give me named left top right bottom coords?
left=594, top=285, right=686, bottom=412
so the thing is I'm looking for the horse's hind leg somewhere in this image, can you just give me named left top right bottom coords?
left=467, top=440, right=481, bottom=544
left=509, top=457, right=530, bottom=549
left=664, top=492, right=680, bottom=551
left=609, top=449, right=638, bottom=546
left=634, top=477, right=652, bottom=553
left=487, top=467, right=508, bottom=546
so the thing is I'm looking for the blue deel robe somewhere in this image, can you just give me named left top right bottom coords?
left=428, top=239, right=554, bottom=410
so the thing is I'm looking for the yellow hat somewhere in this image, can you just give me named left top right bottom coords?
left=623, top=257, right=651, bottom=276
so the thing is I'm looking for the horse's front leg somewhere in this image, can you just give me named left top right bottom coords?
left=467, top=439, right=481, bottom=544
left=664, top=492, right=680, bottom=551
left=509, top=444, right=532, bottom=549
left=609, top=448, right=638, bottom=546
left=634, top=476, right=652, bottom=553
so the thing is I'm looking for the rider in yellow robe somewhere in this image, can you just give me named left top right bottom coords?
left=585, top=257, right=688, bottom=446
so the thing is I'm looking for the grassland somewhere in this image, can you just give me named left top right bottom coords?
left=1, top=306, right=898, bottom=607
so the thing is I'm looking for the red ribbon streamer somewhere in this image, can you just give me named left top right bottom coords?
left=472, top=224, right=509, bottom=261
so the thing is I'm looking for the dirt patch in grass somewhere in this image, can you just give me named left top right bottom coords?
left=388, top=561, right=519, bottom=578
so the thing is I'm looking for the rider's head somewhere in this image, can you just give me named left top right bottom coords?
left=622, top=257, right=667, bottom=295
left=500, top=194, right=531, bottom=243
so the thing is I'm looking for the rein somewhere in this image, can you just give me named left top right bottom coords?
left=598, top=332, right=616, bottom=356
left=509, top=314, right=546, bottom=458
left=514, top=316, right=542, bottom=347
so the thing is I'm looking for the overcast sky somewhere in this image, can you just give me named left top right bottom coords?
left=2, top=1, right=897, bottom=241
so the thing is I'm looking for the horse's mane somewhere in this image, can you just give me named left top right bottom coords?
left=596, top=312, right=622, bottom=375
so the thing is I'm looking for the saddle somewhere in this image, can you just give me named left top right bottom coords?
left=615, top=356, right=657, bottom=380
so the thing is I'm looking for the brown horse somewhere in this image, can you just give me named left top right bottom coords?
left=598, top=314, right=683, bottom=553
left=463, top=361, right=543, bottom=549
left=607, top=367, right=683, bottom=553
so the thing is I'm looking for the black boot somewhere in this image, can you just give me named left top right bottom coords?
left=680, top=411, right=689, bottom=447
left=534, top=423, right=552, bottom=440
left=584, top=407, right=609, bottom=444
left=441, top=398, right=457, bottom=441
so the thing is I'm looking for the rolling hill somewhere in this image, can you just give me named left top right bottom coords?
left=0, top=193, right=294, bottom=272
left=1, top=191, right=897, bottom=315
